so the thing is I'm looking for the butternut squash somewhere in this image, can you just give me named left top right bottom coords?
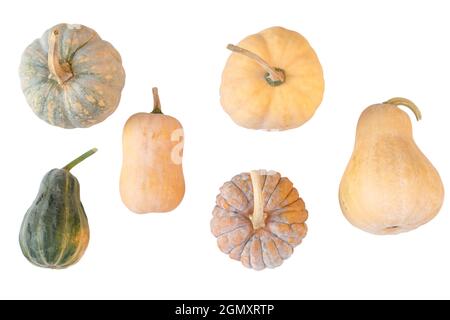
left=339, top=98, right=444, bottom=235
left=120, top=88, right=185, bottom=213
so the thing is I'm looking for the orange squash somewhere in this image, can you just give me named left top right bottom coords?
left=220, top=26, right=324, bottom=131
left=120, top=88, right=185, bottom=213
left=211, top=170, right=308, bottom=270
left=339, top=98, right=444, bottom=234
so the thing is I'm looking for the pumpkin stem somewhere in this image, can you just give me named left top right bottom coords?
left=48, top=29, right=74, bottom=85
left=227, top=44, right=286, bottom=86
left=63, top=148, right=98, bottom=171
left=152, top=87, right=163, bottom=114
left=384, top=97, right=422, bottom=121
left=250, top=170, right=266, bottom=230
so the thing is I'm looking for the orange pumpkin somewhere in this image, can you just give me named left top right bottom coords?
left=220, top=26, right=324, bottom=131
left=211, top=170, right=308, bottom=270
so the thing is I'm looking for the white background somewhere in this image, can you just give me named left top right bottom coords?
left=0, top=0, right=449, bottom=300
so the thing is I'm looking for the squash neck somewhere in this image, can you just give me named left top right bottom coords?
left=226, top=44, right=286, bottom=87
left=63, top=148, right=98, bottom=171
left=151, top=87, right=163, bottom=114
left=250, top=170, right=266, bottom=230
left=384, top=97, right=422, bottom=121
left=48, top=29, right=74, bottom=86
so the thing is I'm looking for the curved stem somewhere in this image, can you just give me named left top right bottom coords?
left=48, top=28, right=73, bottom=85
left=152, top=87, right=163, bottom=114
left=227, top=44, right=285, bottom=85
left=63, top=148, right=98, bottom=171
left=384, top=97, right=422, bottom=121
left=250, top=170, right=265, bottom=230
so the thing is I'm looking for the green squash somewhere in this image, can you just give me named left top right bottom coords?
left=19, top=148, right=97, bottom=269
left=19, top=23, right=125, bottom=128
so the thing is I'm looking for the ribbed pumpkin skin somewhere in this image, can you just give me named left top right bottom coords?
left=211, top=171, right=308, bottom=270
left=19, top=169, right=89, bottom=269
left=19, top=23, right=125, bottom=128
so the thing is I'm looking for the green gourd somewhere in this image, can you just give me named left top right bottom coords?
left=19, top=23, right=125, bottom=128
left=19, top=148, right=97, bottom=269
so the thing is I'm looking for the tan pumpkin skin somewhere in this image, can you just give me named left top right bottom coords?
left=220, top=26, right=324, bottom=130
left=211, top=171, right=308, bottom=270
left=120, top=112, right=185, bottom=213
left=339, top=103, right=444, bottom=235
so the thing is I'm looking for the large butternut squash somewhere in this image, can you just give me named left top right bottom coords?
left=339, top=98, right=444, bottom=235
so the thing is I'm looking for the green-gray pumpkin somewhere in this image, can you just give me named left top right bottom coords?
left=19, top=148, right=97, bottom=269
left=19, top=23, right=125, bottom=128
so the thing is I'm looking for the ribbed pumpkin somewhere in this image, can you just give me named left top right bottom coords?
left=211, top=170, right=308, bottom=270
left=19, top=149, right=97, bottom=269
left=220, top=26, right=324, bottom=131
left=19, top=23, right=125, bottom=128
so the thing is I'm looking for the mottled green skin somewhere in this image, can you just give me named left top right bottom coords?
left=19, top=169, right=90, bottom=269
left=19, top=23, right=126, bottom=128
